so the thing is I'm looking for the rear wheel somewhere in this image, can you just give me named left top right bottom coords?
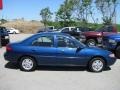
left=88, top=57, right=105, bottom=72
left=19, top=57, right=37, bottom=71
left=115, top=46, right=120, bottom=58
left=13, top=31, right=16, bottom=34
left=86, top=39, right=96, bottom=47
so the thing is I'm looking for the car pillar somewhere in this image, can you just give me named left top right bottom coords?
left=0, top=34, right=2, bottom=48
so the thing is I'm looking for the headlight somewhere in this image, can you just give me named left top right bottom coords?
left=109, top=54, right=115, bottom=58
left=108, top=39, right=116, bottom=44
left=97, top=33, right=102, bottom=36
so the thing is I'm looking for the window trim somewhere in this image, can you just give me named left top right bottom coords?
left=56, top=35, right=77, bottom=48
left=31, top=35, right=54, bottom=47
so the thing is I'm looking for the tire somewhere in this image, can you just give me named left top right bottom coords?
left=13, top=31, right=16, bottom=34
left=86, top=39, right=96, bottom=47
left=115, top=46, right=120, bottom=58
left=88, top=57, right=105, bottom=72
left=19, top=57, right=37, bottom=72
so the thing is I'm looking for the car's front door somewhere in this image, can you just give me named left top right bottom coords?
left=31, top=35, right=57, bottom=65
left=55, top=36, right=83, bottom=65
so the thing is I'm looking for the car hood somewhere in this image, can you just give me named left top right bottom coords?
left=82, top=31, right=101, bottom=36
left=83, top=46, right=111, bottom=55
left=104, top=33, right=120, bottom=39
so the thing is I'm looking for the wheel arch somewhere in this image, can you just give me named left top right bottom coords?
left=88, top=55, right=107, bottom=66
left=18, top=55, right=38, bottom=64
left=86, top=37, right=98, bottom=43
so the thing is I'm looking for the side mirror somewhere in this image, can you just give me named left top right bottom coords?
left=76, top=46, right=83, bottom=52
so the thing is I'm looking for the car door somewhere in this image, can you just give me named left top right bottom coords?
left=31, top=35, right=57, bottom=65
left=55, top=36, right=84, bottom=65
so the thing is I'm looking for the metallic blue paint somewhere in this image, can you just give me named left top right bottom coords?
left=4, top=32, right=116, bottom=67
left=103, top=34, right=120, bottom=50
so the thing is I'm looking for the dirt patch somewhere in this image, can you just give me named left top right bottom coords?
left=1, top=20, right=44, bottom=33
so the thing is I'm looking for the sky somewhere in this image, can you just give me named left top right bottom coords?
left=0, top=0, right=120, bottom=24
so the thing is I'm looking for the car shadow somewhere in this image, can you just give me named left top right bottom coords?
left=5, top=62, right=111, bottom=72
left=5, top=62, right=19, bottom=70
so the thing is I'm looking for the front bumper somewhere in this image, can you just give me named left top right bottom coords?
left=102, top=41, right=116, bottom=50
left=106, top=57, right=117, bottom=66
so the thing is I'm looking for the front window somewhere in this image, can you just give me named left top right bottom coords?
left=32, top=36, right=54, bottom=47
left=61, top=28, right=69, bottom=33
left=57, top=36, right=76, bottom=48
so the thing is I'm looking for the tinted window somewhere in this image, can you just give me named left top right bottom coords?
left=61, top=28, right=69, bottom=33
left=107, top=26, right=113, bottom=32
left=48, top=27, right=54, bottom=30
left=96, top=26, right=113, bottom=32
left=96, top=26, right=105, bottom=32
left=57, top=36, right=76, bottom=48
left=71, top=28, right=75, bottom=30
left=32, top=36, right=54, bottom=47
left=73, top=28, right=81, bottom=32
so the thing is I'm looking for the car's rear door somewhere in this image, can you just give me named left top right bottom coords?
left=31, top=35, right=57, bottom=65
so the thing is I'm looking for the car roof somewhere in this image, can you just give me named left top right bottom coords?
left=36, top=32, right=71, bottom=37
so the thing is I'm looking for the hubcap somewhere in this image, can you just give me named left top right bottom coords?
left=92, top=60, right=103, bottom=71
left=88, top=41, right=95, bottom=46
left=22, top=59, right=33, bottom=70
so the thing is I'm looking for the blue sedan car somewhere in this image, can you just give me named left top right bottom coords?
left=103, top=34, right=120, bottom=58
left=4, top=32, right=116, bottom=72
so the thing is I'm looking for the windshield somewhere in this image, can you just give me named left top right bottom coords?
left=96, top=26, right=104, bottom=32
left=70, top=36, right=86, bottom=48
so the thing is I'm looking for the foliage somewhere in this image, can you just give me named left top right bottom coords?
left=73, top=0, right=92, bottom=22
left=40, top=7, right=53, bottom=27
left=95, top=0, right=118, bottom=25
left=0, top=19, right=7, bottom=24
left=56, top=0, right=75, bottom=27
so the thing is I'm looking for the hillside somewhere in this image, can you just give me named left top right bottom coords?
left=1, top=20, right=44, bottom=33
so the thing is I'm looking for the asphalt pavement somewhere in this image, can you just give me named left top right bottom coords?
left=0, top=34, right=120, bottom=90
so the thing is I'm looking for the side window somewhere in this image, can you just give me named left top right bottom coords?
left=57, top=36, right=76, bottom=48
left=74, top=28, right=81, bottom=32
left=32, top=36, right=54, bottom=47
left=61, top=28, right=69, bottom=33
left=71, top=28, right=75, bottom=30
left=107, top=26, right=113, bottom=32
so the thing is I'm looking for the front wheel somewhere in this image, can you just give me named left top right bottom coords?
left=86, top=39, right=96, bottom=47
left=19, top=57, right=37, bottom=71
left=88, top=57, right=105, bottom=72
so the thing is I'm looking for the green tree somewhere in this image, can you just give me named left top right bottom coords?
left=73, top=0, right=92, bottom=23
left=56, top=0, right=75, bottom=27
left=0, top=19, right=7, bottom=24
left=40, top=7, right=53, bottom=27
left=95, top=0, right=118, bottom=25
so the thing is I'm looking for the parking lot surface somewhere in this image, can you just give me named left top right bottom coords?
left=0, top=34, right=120, bottom=90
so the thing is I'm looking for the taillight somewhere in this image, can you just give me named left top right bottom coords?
left=6, top=45, right=12, bottom=51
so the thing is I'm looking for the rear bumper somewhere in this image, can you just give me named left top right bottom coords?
left=4, top=52, right=19, bottom=63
